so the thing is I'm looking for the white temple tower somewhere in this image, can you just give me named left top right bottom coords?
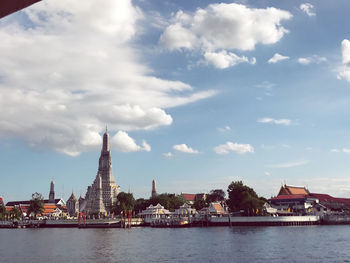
left=83, top=127, right=120, bottom=214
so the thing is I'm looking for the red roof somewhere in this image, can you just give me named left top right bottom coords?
left=182, top=194, right=196, bottom=201
left=310, top=193, right=350, bottom=205
left=270, top=193, right=350, bottom=206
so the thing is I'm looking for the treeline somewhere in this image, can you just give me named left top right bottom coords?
left=110, top=193, right=187, bottom=215
left=112, top=181, right=267, bottom=216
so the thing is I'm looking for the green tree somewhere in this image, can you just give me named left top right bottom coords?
left=149, top=193, right=185, bottom=211
left=27, top=192, right=44, bottom=219
left=0, top=204, right=7, bottom=220
left=193, top=199, right=208, bottom=210
left=134, top=198, right=150, bottom=214
left=9, top=207, right=22, bottom=220
left=207, top=189, right=226, bottom=203
left=227, top=181, right=264, bottom=216
left=111, top=192, right=135, bottom=215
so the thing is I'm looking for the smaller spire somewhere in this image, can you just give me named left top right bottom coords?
left=152, top=179, right=157, bottom=198
left=105, top=125, right=108, bottom=134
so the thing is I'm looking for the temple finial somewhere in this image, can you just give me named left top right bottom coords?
left=105, top=125, right=108, bottom=134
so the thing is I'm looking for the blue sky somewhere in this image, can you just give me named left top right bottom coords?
left=1, top=0, right=350, bottom=202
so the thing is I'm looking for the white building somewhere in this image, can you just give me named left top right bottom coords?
left=139, top=204, right=170, bottom=224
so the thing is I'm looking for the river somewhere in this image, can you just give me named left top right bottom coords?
left=1, top=226, right=350, bottom=262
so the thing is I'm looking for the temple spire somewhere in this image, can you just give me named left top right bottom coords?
left=102, top=126, right=110, bottom=152
left=152, top=179, right=157, bottom=198
left=49, top=180, right=55, bottom=203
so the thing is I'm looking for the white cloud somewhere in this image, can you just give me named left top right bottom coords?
left=337, top=39, right=350, bottom=82
left=258, top=117, right=291, bottom=126
left=163, top=152, right=174, bottom=158
left=331, top=149, right=340, bottom=153
left=204, top=50, right=255, bottom=69
left=0, top=0, right=215, bottom=156
left=217, top=125, right=231, bottom=132
left=173, top=144, right=199, bottom=154
left=300, top=3, right=316, bottom=17
left=343, top=148, right=350, bottom=154
left=341, top=39, right=350, bottom=66
left=160, top=3, right=292, bottom=67
left=298, top=55, right=327, bottom=65
left=267, top=159, right=309, bottom=168
left=265, top=172, right=271, bottom=176
left=214, top=142, right=254, bottom=155
left=255, top=81, right=275, bottom=91
left=268, top=53, right=289, bottom=64
left=111, top=131, right=151, bottom=152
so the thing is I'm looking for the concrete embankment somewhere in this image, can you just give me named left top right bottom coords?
left=321, top=214, right=350, bottom=225
left=208, top=215, right=320, bottom=226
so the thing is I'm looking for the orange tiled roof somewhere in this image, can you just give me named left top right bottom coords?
left=211, top=203, right=225, bottom=214
left=278, top=185, right=309, bottom=196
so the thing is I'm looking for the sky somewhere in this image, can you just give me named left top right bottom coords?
left=1, top=0, right=350, bottom=202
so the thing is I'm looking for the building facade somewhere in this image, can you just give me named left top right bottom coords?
left=81, top=128, right=120, bottom=215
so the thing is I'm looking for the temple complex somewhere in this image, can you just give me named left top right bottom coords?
left=80, top=128, right=120, bottom=215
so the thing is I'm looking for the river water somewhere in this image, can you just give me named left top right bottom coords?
left=1, top=226, right=350, bottom=262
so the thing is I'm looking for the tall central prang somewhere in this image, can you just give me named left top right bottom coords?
left=82, top=127, right=120, bottom=215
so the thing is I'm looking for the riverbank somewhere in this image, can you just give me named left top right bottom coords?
left=3, top=214, right=350, bottom=228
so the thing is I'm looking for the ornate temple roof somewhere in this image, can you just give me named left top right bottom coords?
left=277, top=185, right=310, bottom=196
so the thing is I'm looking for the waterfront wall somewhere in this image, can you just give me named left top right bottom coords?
left=322, top=214, right=350, bottom=224
left=209, top=215, right=320, bottom=226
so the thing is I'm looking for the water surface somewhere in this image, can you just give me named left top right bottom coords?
left=1, top=226, right=350, bottom=262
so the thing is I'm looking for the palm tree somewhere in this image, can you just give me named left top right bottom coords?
left=10, top=207, right=22, bottom=221
left=27, top=192, right=44, bottom=219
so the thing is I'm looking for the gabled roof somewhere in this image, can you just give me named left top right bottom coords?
left=67, top=193, right=77, bottom=202
left=182, top=194, right=196, bottom=201
left=278, top=185, right=309, bottom=196
left=209, top=202, right=226, bottom=214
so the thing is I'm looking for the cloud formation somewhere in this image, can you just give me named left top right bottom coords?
left=332, top=148, right=350, bottom=154
left=214, top=142, right=254, bottom=155
left=298, top=55, right=327, bottom=65
left=338, top=39, right=350, bottom=82
left=0, top=0, right=215, bottom=156
left=204, top=51, right=255, bottom=69
left=161, top=3, right=292, bottom=68
left=173, top=144, right=199, bottom=154
left=111, top=131, right=151, bottom=152
left=258, top=118, right=291, bottom=126
left=300, top=3, right=316, bottom=17
left=268, top=53, right=289, bottom=64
